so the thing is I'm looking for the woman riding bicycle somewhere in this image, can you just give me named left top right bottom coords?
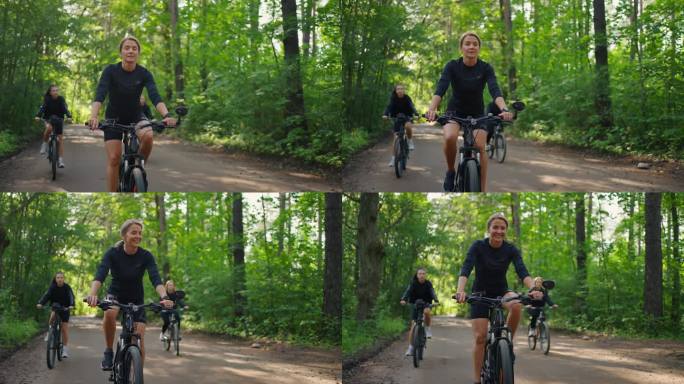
left=159, top=280, right=188, bottom=341
left=454, top=213, right=542, bottom=384
left=425, top=32, right=515, bottom=192
left=400, top=267, right=439, bottom=356
left=36, top=271, right=75, bottom=358
left=88, top=36, right=177, bottom=192
left=527, top=276, right=558, bottom=337
left=85, top=219, right=174, bottom=370
left=382, top=84, right=418, bottom=167
left=35, top=85, right=72, bottom=168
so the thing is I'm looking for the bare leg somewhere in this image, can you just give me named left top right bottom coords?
left=443, top=123, right=460, bottom=171
left=104, top=140, right=122, bottom=192
left=472, top=318, right=488, bottom=383
left=405, top=122, right=414, bottom=140
left=58, top=135, right=64, bottom=157
left=503, top=291, right=523, bottom=340
left=103, top=308, right=119, bottom=349
left=424, top=308, right=432, bottom=327
left=61, top=322, right=69, bottom=346
left=137, top=127, right=153, bottom=161
left=407, top=321, right=415, bottom=346
left=134, top=322, right=146, bottom=365
left=43, top=123, right=52, bottom=142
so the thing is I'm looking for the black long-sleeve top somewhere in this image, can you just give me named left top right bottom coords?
left=401, top=279, right=438, bottom=304
left=36, top=96, right=72, bottom=119
left=38, top=283, right=75, bottom=307
left=459, top=238, right=530, bottom=296
left=94, top=63, right=163, bottom=124
left=434, top=58, right=503, bottom=117
left=94, top=245, right=163, bottom=304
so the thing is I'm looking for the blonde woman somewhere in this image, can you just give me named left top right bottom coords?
left=160, top=280, right=188, bottom=341
left=86, top=219, right=173, bottom=370
left=527, top=277, right=558, bottom=336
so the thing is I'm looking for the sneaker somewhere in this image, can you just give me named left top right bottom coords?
left=58, top=158, right=65, bottom=168
left=405, top=345, right=414, bottom=356
left=408, top=139, right=415, bottom=150
left=61, top=346, right=69, bottom=358
left=388, top=156, right=395, bottom=167
left=44, top=332, right=49, bottom=342
left=528, top=327, right=536, bottom=337
left=160, top=331, right=166, bottom=341
left=425, top=327, right=433, bottom=339
left=40, top=142, right=47, bottom=155
left=443, top=170, right=456, bottom=192
left=101, top=349, right=114, bottom=370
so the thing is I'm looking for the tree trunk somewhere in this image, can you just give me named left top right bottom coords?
left=168, top=0, right=184, bottom=99
left=500, top=0, right=516, bottom=97
left=280, top=0, right=307, bottom=132
left=511, top=193, right=522, bottom=248
left=575, top=193, right=587, bottom=311
left=669, top=193, right=680, bottom=329
left=355, top=193, right=383, bottom=322
left=323, top=193, right=342, bottom=335
left=644, top=193, right=663, bottom=318
left=154, top=193, right=170, bottom=281
left=592, top=0, right=613, bottom=129
left=232, top=193, right=245, bottom=318
left=278, top=193, right=286, bottom=257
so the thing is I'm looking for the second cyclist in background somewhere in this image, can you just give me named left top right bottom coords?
left=400, top=267, right=439, bottom=356
left=383, top=84, right=418, bottom=166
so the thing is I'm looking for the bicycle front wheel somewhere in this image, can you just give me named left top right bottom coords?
left=46, top=327, right=56, bottom=369
left=131, top=168, right=147, bottom=192
left=527, top=325, right=536, bottom=350
left=411, top=325, right=421, bottom=368
left=394, top=139, right=403, bottom=178
left=50, top=139, right=57, bottom=181
left=124, top=346, right=144, bottom=384
left=496, top=340, right=514, bottom=384
left=174, top=323, right=180, bottom=356
left=464, top=160, right=481, bottom=192
left=163, top=328, right=171, bottom=351
left=540, top=322, right=550, bottom=355
left=495, top=134, right=506, bottom=163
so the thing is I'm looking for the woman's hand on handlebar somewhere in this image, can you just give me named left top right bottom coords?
left=162, top=116, right=177, bottom=127
left=400, top=300, right=407, bottom=306
left=88, top=117, right=99, bottom=131
left=426, top=110, right=437, bottom=122
left=499, top=111, right=514, bottom=121
left=453, top=291, right=466, bottom=304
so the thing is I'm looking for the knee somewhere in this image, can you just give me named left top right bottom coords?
left=107, top=155, right=119, bottom=168
left=444, top=133, right=459, bottom=143
left=510, top=302, right=522, bottom=313
left=474, top=332, right=487, bottom=346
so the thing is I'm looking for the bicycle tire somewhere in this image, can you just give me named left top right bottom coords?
left=174, top=322, right=180, bottom=356
left=495, top=134, right=506, bottom=163
left=124, top=346, right=144, bottom=384
left=394, top=139, right=403, bottom=178
left=401, top=138, right=408, bottom=171
left=496, top=340, right=514, bottom=384
left=412, top=325, right=421, bottom=368
left=163, top=328, right=171, bottom=351
left=464, top=160, right=481, bottom=192
left=131, top=168, right=147, bottom=192
left=487, top=138, right=495, bottom=159
left=56, top=325, right=63, bottom=362
left=50, top=138, right=57, bottom=181
left=417, top=326, right=425, bottom=361
left=46, top=326, right=56, bottom=369
left=540, top=322, right=550, bottom=355
left=527, top=325, right=537, bottom=350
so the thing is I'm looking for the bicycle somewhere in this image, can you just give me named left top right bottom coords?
left=526, top=306, right=553, bottom=354
left=386, top=113, right=412, bottom=178
left=86, top=106, right=188, bottom=192
left=85, top=298, right=163, bottom=384
left=37, top=116, right=69, bottom=181
left=41, top=303, right=69, bottom=369
left=486, top=101, right=525, bottom=164
left=160, top=291, right=186, bottom=356
left=454, top=292, right=534, bottom=384
left=409, top=299, right=439, bottom=368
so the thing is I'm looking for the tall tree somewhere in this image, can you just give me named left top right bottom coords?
left=669, top=193, right=680, bottom=329
left=280, top=0, right=307, bottom=132
left=355, top=193, right=383, bottom=322
left=592, top=0, right=613, bottom=128
left=232, top=193, right=245, bottom=318
left=154, top=193, right=170, bottom=280
left=168, top=0, right=185, bottom=100
left=323, top=193, right=342, bottom=335
left=644, top=192, right=663, bottom=318
left=575, top=193, right=587, bottom=311
left=500, top=0, right=516, bottom=97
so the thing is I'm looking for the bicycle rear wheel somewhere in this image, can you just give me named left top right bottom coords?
left=411, top=325, right=421, bottom=368
left=464, top=160, right=481, bottom=192
left=527, top=325, right=536, bottom=350
left=131, top=168, right=147, bottom=192
left=46, top=327, right=56, bottom=369
left=487, top=138, right=495, bottom=159
left=50, top=139, right=57, bottom=181
left=174, top=323, right=180, bottom=356
left=496, top=340, right=514, bottom=384
left=124, top=346, right=144, bottom=384
left=540, top=322, right=550, bottom=355
left=394, top=139, right=403, bottom=178
left=495, top=134, right=506, bottom=163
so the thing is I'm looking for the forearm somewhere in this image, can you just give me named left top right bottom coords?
left=522, top=276, right=534, bottom=290
left=494, top=97, right=507, bottom=111
left=90, top=102, right=102, bottom=119
left=155, top=102, right=169, bottom=117
left=155, top=285, right=168, bottom=299
left=456, top=276, right=468, bottom=292
left=428, top=95, right=442, bottom=112
left=89, top=280, right=102, bottom=296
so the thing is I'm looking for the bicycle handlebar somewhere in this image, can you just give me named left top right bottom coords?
left=83, top=298, right=164, bottom=312
left=452, top=292, right=535, bottom=308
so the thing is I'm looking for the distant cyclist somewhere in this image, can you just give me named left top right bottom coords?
left=88, top=36, right=177, bottom=192
left=527, top=276, right=558, bottom=336
left=159, top=280, right=188, bottom=341
left=35, top=84, right=72, bottom=168
left=36, top=271, right=75, bottom=358
left=425, top=32, right=514, bottom=192
left=382, top=84, right=418, bottom=166
left=400, top=267, right=438, bottom=356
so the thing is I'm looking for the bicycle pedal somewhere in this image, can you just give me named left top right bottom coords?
left=102, top=366, right=113, bottom=371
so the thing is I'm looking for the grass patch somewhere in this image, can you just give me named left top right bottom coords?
left=0, top=131, right=20, bottom=158
left=342, top=316, right=406, bottom=357
left=0, top=315, right=39, bottom=348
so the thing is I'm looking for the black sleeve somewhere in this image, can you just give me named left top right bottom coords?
left=407, top=96, right=418, bottom=116
left=434, top=61, right=453, bottom=97
left=460, top=241, right=477, bottom=277
left=145, top=251, right=163, bottom=288
left=38, top=285, right=54, bottom=305
left=94, top=65, right=112, bottom=103
left=511, top=246, right=530, bottom=281
left=428, top=281, right=438, bottom=302
left=544, top=291, right=555, bottom=306
left=36, top=103, right=46, bottom=118
left=66, top=284, right=75, bottom=307
left=61, top=97, right=72, bottom=119
left=143, top=69, right=163, bottom=106
left=401, top=282, right=413, bottom=302
left=485, top=63, right=503, bottom=100
left=383, top=97, right=394, bottom=116
left=94, top=249, right=113, bottom=283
